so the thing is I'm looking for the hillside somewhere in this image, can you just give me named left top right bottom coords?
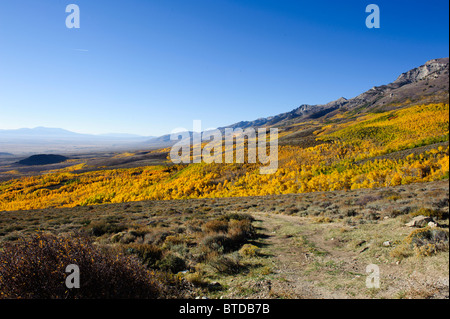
left=0, top=58, right=448, bottom=212
left=144, top=58, right=449, bottom=148
left=0, top=101, right=448, bottom=211
left=17, top=154, right=68, bottom=166
left=0, top=58, right=448, bottom=301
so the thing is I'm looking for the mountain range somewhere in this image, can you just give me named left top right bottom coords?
left=0, top=127, right=153, bottom=140
left=0, top=127, right=155, bottom=155
left=220, top=57, right=449, bottom=130
left=146, top=57, right=449, bottom=146
left=1, top=57, right=448, bottom=154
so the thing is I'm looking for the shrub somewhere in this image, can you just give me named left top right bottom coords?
left=0, top=234, right=172, bottom=299
left=239, top=244, right=260, bottom=257
left=201, top=234, right=229, bottom=251
left=184, top=272, right=207, bottom=287
left=391, top=227, right=450, bottom=259
left=414, top=244, right=440, bottom=257
left=87, top=221, right=126, bottom=237
left=163, top=234, right=187, bottom=247
left=387, top=195, right=401, bottom=201
left=405, top=227, right=449, bottom=249
left=156, top=254, right=187, bottom=273
left=197, top=215, right=257, bottom=256
left=207, top=253, right=243, bottom=275
left=126, top=243, right=164, bottom=269
left=202, top=220, right=229, bottom=233
left=144, top=230, right=172, bottom=245
left=389, top=243, right=414, bottom=260
left=410, top=207, right=449, bottom=220
left=355, top=195, right=380, bottom=207
left=220, top=213, right=254, bottom=222
left=313, top=216, right=333, bottom=223
left=228, top=219, right=255, bottom=242
left=285, top=207, right=300, bottom=215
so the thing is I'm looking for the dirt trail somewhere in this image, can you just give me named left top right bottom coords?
left=249, top=212, right=449, bottom=299
left=252, top=212, right=354, bottom=299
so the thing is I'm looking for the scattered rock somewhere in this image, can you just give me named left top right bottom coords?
left=405, top=215, right=435, bottom=228
left=428, top=221, right=439, bottom=228
left=383, top=241, right=391, bottom=247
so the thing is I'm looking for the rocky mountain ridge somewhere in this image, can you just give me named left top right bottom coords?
left=219, top=57, right=449, bottom=130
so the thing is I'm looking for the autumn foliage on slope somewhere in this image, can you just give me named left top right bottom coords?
left=0, top=103, right=448, bottom=211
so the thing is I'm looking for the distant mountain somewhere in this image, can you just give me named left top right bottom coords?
left=98, top=133, right=150, bottom=139
left=0, top=127, right=86, bottom=138
left=0, top=127, right=153, bottom=141
left=0, top=127, right=155, bottom=154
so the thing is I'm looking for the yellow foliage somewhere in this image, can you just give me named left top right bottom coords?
left=0, top=103, right=448, bottom=211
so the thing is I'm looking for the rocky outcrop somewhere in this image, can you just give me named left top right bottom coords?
left=394, top=58, right=449, bottom=85
left=405, top=215, right=436, bottom=228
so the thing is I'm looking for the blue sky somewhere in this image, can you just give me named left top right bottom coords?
left=0, top=0, right=448, bottom=136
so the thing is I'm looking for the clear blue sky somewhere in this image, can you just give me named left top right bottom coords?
left=0, top=0, right=448, bottom=136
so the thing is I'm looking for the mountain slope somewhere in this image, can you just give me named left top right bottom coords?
left=220, top=57, right=449, bottom=131
left=144, top=58, right=448, bottom=149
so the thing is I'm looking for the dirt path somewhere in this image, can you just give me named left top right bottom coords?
left=251, top=212, right=354, bottom=299
left=249, top=212, right=449, bottom=299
